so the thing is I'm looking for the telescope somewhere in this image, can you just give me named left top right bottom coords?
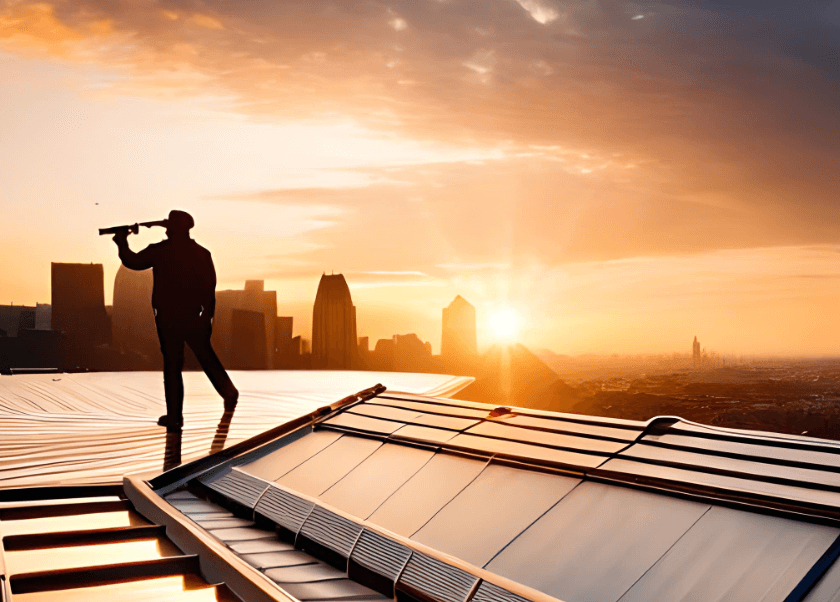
left=99, top=220, right=167, bottom=236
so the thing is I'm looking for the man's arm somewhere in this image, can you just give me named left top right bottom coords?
left=113, top=232, right=156, bottom=271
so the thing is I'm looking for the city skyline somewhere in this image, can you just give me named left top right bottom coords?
left=0, top=258, right=754, bottom=360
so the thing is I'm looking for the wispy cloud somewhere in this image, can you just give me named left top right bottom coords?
left=513, top=0, right=563, bottom=25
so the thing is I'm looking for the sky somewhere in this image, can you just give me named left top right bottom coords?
left=1, top=0, right=839, bottom=355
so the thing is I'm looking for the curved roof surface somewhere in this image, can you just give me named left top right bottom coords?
left=0, top=371, right=472, bottom=489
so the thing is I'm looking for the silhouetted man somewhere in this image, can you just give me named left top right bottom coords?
left=113, top=210, right=238, bottom=431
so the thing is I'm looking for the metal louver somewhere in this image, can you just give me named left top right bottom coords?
left=201, top=468, right=269, bottom=508
left=299, top=505, right=363, bottom=557
left=254, top=485, right=314, bottom=534
left=398, top=552, right=478, bottom=602
left=351, top=529, right=412, bottom=581
left=470, top=581, right=530, bottom=602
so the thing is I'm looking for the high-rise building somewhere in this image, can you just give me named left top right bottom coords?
left=112, top=265, right=158, bottom=362
left=213, top=280, right=277, bottom=369
left=442, top=295, right=477, bottom=361
left=693, top=336, right=701, bottom=368
left=51, top=263, right=110, bottom=345
left=311, top=273, right=357, bottom=369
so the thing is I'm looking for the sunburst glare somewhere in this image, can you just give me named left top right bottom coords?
left=489, top=308, right=521, bottom=341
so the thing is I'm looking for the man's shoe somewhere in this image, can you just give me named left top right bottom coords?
left=223, top=391, right=239, bottom=412
left=157, top=414, right=183, bottom=432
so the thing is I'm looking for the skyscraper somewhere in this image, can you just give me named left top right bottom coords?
left=312, top=273, right=357, bottom=369
left=442, top=295, right=477, bottom=361
left=693, top=336, right=701, bottom=368
left=51, top=263, right=110, bottom=345
left=213, top=280, right=277, bottom=369
left=112, top=265, right=158, bottom=362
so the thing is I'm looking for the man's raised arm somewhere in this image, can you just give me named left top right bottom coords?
left=113, top=231, right=155, bottom=271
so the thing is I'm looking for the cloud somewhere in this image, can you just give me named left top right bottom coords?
left=512, top=0, right=563, bottom=25
left=389, top=17, right=407, bottom=31
left=0, top=0, right=838, bottom=266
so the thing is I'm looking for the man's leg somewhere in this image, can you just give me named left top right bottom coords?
left=156, top=319, right=186, bottom=425
left=186, top=319, right=238, bottom=408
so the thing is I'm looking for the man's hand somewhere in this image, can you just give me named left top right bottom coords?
left=112, top=230, right=129, bottom=245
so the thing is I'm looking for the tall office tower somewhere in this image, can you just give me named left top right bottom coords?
left=441, top=295, right=477, bottom=361
left=213, top=280, right=277, bottom=369
left=112, top=265, right=158, bottom=361
left=51, top=263, right=110, bottom=345
left=311, top=273, right=357, bottom=369
left=693, top=336, right=701, bottom=368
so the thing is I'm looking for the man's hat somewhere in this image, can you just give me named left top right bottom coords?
left=165, top=210, right=194, bottom=232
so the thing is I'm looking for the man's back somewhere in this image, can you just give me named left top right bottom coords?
left=120, top=237, right=216, bottom=317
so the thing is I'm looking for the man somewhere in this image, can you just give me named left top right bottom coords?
left=113, top=210, right=238, bottom=431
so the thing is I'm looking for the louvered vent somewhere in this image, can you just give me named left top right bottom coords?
left=351, top=529, right=412, bottom=581
left=398, top=552, right=478, bottom=602
left=202, top=468, right=268, bottom=508
left=471, top=582, right=530, bottom=602
left=255, top=485, right=314, bottom=533
left=299, top=505, right=363, bottom=557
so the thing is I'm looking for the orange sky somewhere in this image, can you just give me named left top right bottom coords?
left=1, top=0, right=839, bottom=355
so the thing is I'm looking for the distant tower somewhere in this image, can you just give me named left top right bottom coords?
left=312, top=273, right=357, bottom=369
left=51, top=262, right=110, bottom=345
left=112, top=265, right=158, bottom=360
left=693, top=336, right=701, bottom=368
left=442, top=296, right=477, bottom=361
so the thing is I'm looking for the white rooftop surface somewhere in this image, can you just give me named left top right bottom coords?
left=0, top=370, right=472, bottom=489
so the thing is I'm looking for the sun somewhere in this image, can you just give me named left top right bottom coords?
left=488, top=309, right=520, bottom=340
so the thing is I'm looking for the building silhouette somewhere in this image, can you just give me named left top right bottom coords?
left=213, top=280, right=277, bottom=369
left=274, top=317, right=294, bottom=368
left=312, top=273, right=357, bottom=369
left=442, top=295, right=477, bottom=362
left=35, top=303, right=51, bottom=330
left=230, top=309, right=267, bottom=369
left=372, top=337, right=396, bottom=369
left=51, top=263, right=110, bottom=346
left=693, top=336, right=701, bottom=369
left=0, top=304, right=37, bottom=338
left=393, top=333, right=432, bottom=372
left=112, top=265, right=158, bottom=364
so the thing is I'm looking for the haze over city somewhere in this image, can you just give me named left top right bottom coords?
left=2, top=0, right=839, bottom=355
